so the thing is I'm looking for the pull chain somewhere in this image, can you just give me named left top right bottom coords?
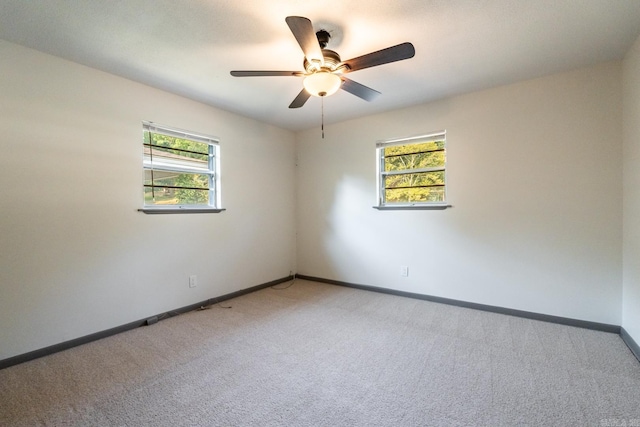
left=321, top=96, right=325, bottom=139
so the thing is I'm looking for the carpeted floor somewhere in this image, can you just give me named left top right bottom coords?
left=1, top=279, right=639, bottom=426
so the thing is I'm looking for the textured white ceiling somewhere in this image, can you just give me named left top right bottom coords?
left=1, top=0, right=640, bottom=131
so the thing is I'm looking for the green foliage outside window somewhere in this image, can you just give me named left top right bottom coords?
left=382, top=140, right=445, bottom=203
left=143, top=129, right=214, bottom=206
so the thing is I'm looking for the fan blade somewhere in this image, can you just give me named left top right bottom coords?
left=343, top=42, right=415, bottom=73
left=231, top=71, right=303, bottom=77
left=289, top=89, right=311, bottom=108
left=341, top=78, right=381, bottom=102
left=285, top=16, right=323, bottom=65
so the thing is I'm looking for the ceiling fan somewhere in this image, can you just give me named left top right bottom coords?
left=230, top=16, right=415, bottom=109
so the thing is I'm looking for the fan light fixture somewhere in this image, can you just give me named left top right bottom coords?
left=303, top=71, right=342, bottom=97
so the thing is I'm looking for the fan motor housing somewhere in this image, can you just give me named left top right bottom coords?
left=304, top=49, right=342, bottom=73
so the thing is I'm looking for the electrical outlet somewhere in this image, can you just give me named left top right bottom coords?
left=400, top=266, right=409, bottom=277
left=189, top=275, right=197, bottom=288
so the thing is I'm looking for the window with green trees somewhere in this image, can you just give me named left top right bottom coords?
left=377, top=131, right=446, bottom=206
left=142, top=122, right=220, bottom=209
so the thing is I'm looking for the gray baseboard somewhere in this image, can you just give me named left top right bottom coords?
left=295, top=274, right=622, bottom=334
left=4, top=274, right=633, bottom=370
left=0, top=275, right=294, bottom=370
left=621, top=327, right=640, bottom=363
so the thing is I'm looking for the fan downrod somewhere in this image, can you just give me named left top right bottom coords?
left=316, top=30, right=331, bottom=48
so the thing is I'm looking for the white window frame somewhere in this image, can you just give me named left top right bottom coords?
left=375, top=130, right=449, bottom=210
left=139, top=121, right=223, bottom=214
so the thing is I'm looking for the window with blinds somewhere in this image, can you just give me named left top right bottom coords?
left=142, top=122, right=220, bottom=210
left=376, top=131, right=446, bottom=207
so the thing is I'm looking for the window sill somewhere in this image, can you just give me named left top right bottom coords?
left=373, top=204, right=452, bottom=210
left=138, top=207, right=226, bottom=214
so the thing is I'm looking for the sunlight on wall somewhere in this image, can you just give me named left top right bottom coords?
left=324, top=175, right=379, bottom=280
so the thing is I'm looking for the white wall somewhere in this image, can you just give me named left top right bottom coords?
left=623, top=34, right=640, bottom=345
left=296, top=61, right=623, bottom=325
left=0, top=40, right=297, bottom=361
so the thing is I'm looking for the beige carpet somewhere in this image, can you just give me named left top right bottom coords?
left=1, top=279, right=639, bottom=426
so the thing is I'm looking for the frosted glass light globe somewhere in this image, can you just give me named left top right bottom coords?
left=303, top=72, right=342, bottom=97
